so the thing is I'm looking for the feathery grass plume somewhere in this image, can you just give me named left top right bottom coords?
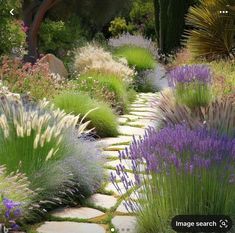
left=108, top=33, right=158, bottom=56
left=74, top=43, right=135, bottom=85
left=114, top=46, right=156, bottom=71
left=185, top=0, right=235, bottom=60
left=111, top=124, right=235, bottom=233
left=53, top=91, right=118, bottom=137
left=0, top=95, right=86, bottom=176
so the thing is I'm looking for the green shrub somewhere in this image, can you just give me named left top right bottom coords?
left=54, top=92, right=118, bottom=137
left=39, top=16, right=86, bottom=56
left=114, top=46, right=156, bottom=71
left=109, top=17, right=128, bottom=37
left=74, top=72, right=129, bottom=114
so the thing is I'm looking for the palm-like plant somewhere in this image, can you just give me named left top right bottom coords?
left=185, top=0, right=235, bottom=60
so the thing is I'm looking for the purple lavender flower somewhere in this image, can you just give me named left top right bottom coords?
left=168, top=64, right=212, bottom=86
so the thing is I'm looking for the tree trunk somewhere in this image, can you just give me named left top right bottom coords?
left=24, top=0, right=59, bottom=63
left=153, top=0, right=160, bottom=44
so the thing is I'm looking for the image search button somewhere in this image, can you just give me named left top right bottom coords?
left=171, top=215, right=233, bottom=232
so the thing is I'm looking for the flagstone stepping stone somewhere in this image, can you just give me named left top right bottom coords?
left=118, top=126, right=146, bottom=136
left=88, top=194, right=117, bottom=209
left=118, top=117, right=128, bottom=124
left=130, top=107, right=156, bottom=113
left=104, top=182, right=127, bottom=195
left=130, top=103, right=149, bottom=108
left=101, top=150, right=120, bottom=158
left=112, top=216, right=137, bottom=233
left=129, top=111, right=156, bottom=118
left=104, top=145, right=128, bottom=151
left=121, top=115, right=140, bottom=121
left=116, top=201, right=133, bottom=214
left=96, top=136, right=132, bottom=147
left=37, top=222, right=105, bottom=233
left=105, top=169, right=136, bottom=182
left=127, top=119, right=156, bottom=128
left=51, top=207, right=104, bottom=219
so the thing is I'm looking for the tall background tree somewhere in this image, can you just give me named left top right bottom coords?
left=153, top=0, right=195, bottom=55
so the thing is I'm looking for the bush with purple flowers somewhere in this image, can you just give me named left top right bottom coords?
left=1, top=198, right=22, bottom=231
left=112, top=124, right=235, bottom=233
left=168, top=64, right=213, bottom=110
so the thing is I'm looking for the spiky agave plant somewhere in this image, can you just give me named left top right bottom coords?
left=185, top=0, right=235, bottom=60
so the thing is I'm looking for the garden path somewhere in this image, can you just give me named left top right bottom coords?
left=36, top=92, right=160, bottom=233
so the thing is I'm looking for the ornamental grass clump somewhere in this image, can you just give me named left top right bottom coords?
left=169, top=64, right=212, bottom=110
left=111, top=124, right=235, bottom=233
left=0, top=166, right=34, bottom=230
left=74, top=44, right=135, bottom=85
left=114, top=46, right=156, bottom=71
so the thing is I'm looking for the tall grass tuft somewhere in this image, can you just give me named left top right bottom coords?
left=54, top=92, right=118, bottom=137
left=111, top=124, right=235, bottom=233
left=74, top=72, right=129, bottom=114
left=114, top=45, right=156, bottom=71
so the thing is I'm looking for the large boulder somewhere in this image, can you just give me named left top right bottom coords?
left=39, top=54, right=68, bottom=79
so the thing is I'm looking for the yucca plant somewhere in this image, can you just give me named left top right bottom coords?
left=185, top=0, right=235, bottom=60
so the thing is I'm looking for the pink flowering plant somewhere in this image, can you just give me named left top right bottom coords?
left=111, top=124, right=235, bottom=233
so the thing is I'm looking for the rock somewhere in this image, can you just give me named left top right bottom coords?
left=118, top=117, right=128, bottom=124
left=121, top=115, right=140, bottom=121
left=51, top=207, right=104, bottom=219
left=37, top=222, right=105, bottom=233
left=104, top=182, right=127, bottom=195
left=96, top=136, right=132, bottom=147
left=39, top=54, right=68, bottom=78
left=127, top=119, right=156, bottom=128
left=116, top=201, right=133, bottom=214
left=129, top=111, right=156, bottom=118
left=88, top=194, right=117, bottom=209
left=101, top=150, right=120, bottom=158
left=112, top=216, right=137, bottom=233
left=130, top=107, right=156, bottom=113
left=104, top=145, right=128, bottom=151
left=118, top=126, right=146, bottom=136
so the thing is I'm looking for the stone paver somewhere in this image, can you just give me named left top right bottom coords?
left=118, top=117, right=128, bottom=124
left=51, top=207, right=104, bottom=219
left=96, top=136, right=132, bottom=147
left=112, top=216, right=137, bottom=233
left=104, top=145, right=128, bottom=151
left=116, top=201, right=133, bottom=214
left=127, top=119, right=156, bottom=128
left=130, top=107, right=155, bottom=113
left=120, top=115, right=140, bottom=121
left=129, top=111, right=156, bottom=118
left=118, top=126, right=146, bottom=136
left=88, top=194, right=117, bottom=209
left=37, top=222, right=106, bottom=233
left=101, top=150, right=120, bottom=158
left=104, top=182, right=127, bottom=196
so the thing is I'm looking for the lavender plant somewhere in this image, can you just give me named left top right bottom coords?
left=168, top=64, right=213, bottom=110
left=111, top=124, right=235, bottom=233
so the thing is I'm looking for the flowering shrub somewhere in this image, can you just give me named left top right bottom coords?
left=0, top=56, right=65, bottom=100
left=169, top=64, right=213, bottom=109
left=74, top=44, right=135, bottom=84
left=0, top=166, right=34, bottom=230
left=109, top=33, right=157, bottom=56
left=112, top=124, right=235, bottom=233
